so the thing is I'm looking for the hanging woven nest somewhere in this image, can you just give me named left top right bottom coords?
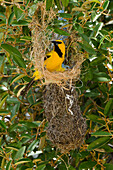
left=29, top=2, right=87, bottom=153
left=43, top=84, right=87, bottom=153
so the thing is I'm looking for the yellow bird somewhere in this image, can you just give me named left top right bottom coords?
left=44, top=40, right=65, bottom=72
left=21, top=40, right=65, bottom=95
left=33, top=40, right=65, bottom=80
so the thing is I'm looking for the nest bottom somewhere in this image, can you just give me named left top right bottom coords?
left=47, top=114, right=86, bottom=153
left=43, top=83, right=87, bottom=153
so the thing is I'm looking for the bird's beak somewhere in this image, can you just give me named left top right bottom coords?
left=51, top=40, right=56, bottom=44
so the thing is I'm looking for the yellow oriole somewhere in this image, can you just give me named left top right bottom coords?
left=21, top=40, right=65, bottom=95
left=33, top=40, right=65, bottom=80
left=44, top=40, right=65, bottom=72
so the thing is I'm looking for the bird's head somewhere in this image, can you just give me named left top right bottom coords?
left=52, top=40, right=65, bottom=58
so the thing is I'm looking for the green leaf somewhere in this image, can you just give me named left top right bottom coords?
left=82, top=0, right=100, bottom=6
left=0, top=120, right=6, bottom=129
left=27, top=140, right=39, bottom=154
left=61, top=0, right=69, bottom=7
left=28, top=4, right=37, bottom=16
left=79, top=160, right=96, bottom=170
left=0, top=110, right=10, bottom=115
left=94, top=77, right=110, bottom=82
left=36, top=164, right=46, bottom=170
left=104, top=99, right=113, bottom=115
left=87, top=114, right=105, bottom=124
left=104, top=164, right=113, bottom=170
left=54, top=28, right=70, bottom=36
left=0, top=94, right=8, bottom=109
left=69, top=165, right=76, bottom=170
left=92, top=22, right=103, bottom=37
left=98, top=83, right=108, bottom=93
left=101, top=42, right=113, bottom=50
left=8, top=124, right=18, bottom=132
left=84, top=92, right=100, bottom=97
left=87, top=137, right=110, bottom=151
left=14, top=146, right=26, bottom=160
left=103, top=0, right=109, bottom=10
left=54, top=0, right=62, bottom=10
left=8, top=12, right=14, bottom=25
left=0, top=32, right=4, bottom=40
left=10, top=74, right=26, bottom=85
left=29, top=100, right=42, bottom=108
left=11, top=103, right=20, bottom=120
left=90, top=56, right=106, bottom=66
left=14, top=158, right=31, bottom=166
left=1, top=44, right=26, bottom=68
left=91, top=11, right=101, bottom=22
left=14, top=5, right=24, bottom=21
left=79, top=41, right=96, bottom=55
left=100, top=144, right=113, bottom=152
left=92, top=131, right=112, bottom=136
left=109, top=86, right=113, bottom=94
left=1, top=44, right=21, bottom=57
left=7, top=97, right=20, bottom=104
left=80, top=33, right=89, bottom=43
left=93, top=72, right=111, bottom=82
left=59, top=13, right=72, bottom=18
left=46, top=0, right=54, bottom=10
left=13, top=55, right=26, bottom=68
left=27, top=89, right=35, bottom=104
left=20, top=36, right=31, bottom=41
left=12, top=20, right=29, bottom=26
left=6, top=160, right=12, bottom=170
left=20, top=121, right=40, bottom=128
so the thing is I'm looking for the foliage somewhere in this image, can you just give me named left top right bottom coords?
left=0, top=0, right=113, bottom=169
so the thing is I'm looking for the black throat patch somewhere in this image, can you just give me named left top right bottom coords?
left=54, top=44, right=63, bottom=58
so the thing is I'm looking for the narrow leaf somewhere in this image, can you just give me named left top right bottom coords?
left=79, top=42, right=96, bottom=55
left=36, top=164, right=46, bottom=170
left=61, top=0, right=69, bottom=7
left=82, top=0, right=100, bottom=7
left=46, top=0, right=54, bottom=10
left=0, top=120, right=6, bottom=129
left=14, top=158, right=31, bottom=165
left=104, top=163, right=113, bottom=170
left=8, top=12, right=14, bottom=25
left=6, top=160, right=12, bottom=170
left=27, top=140, right=39, bottom=153
left=54, top=28, right=70, bottom=36
left=59, top=13, right=72, bottom=18
left=90, top=56, right=106, bottom=66
left=103, top=0, right=109, bottom=10
left=14, top=5, right=24, bottom=21
left=0, top=94, right=8, bottom=109
left=79, top=160, right=96, bottom=170
left=92, top=22, right=103, bottom=37
left=14, top=146, right=26, bottom=160
left=104, top=99, right=113, bottom=115
left=1, top=44, right=26, bottom=68
left=87, top=137, right=110, bottom=151
left=87, top=114, right=105, bottom=124
left=12, top=20, right=29, bottom=26
left=11, top=74, right=26, bottom=85
left=92, top=131, right=112, bottom=136
left=1, top=44, right=22, bottom=57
